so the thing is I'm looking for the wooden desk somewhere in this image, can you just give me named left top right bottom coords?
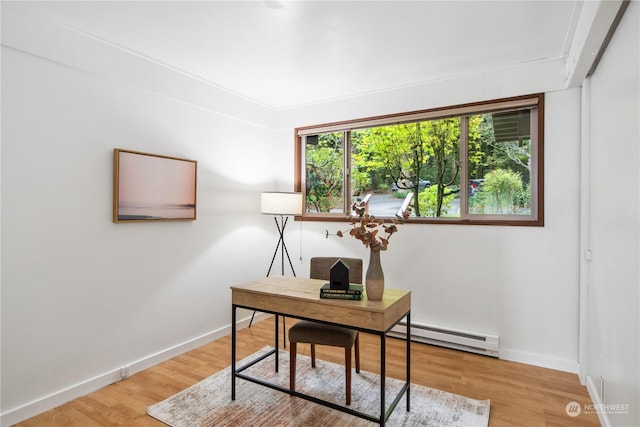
left=231, top=276, right=411, bottom=426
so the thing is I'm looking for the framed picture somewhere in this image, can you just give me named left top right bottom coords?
left=113, top=149, right=197, bottom=222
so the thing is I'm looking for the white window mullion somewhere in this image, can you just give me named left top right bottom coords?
left=301, top=135, right=308, bottom=213
left=344, top=131, right=351, bottom=215
left=460, top=116, right=470, bottom=218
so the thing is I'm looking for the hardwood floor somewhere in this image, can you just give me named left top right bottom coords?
left=14, top=317, right=599, bottom=426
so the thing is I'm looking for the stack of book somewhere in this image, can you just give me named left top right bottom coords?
left=320, top=283, right=364, bottom=300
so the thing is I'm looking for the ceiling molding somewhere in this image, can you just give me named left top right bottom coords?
left=4, top=1, right=585, bottom=110
left=1, top=3, right=277, bottom=128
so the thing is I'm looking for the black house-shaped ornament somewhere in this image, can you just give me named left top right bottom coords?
left=329, top=259, right=350, bottom=290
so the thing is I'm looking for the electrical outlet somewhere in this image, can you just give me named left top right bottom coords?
left=120, top=366, right=130, bottom=379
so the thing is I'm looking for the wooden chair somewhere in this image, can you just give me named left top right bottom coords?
left=289, top=257, right=362, bottom=405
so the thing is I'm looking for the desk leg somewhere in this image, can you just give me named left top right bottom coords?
left=380, top=334, right=386, bottom=426
left=231, top=304, right=237, bottom=400
left=275, top=314, right=279, bottom=373
left=282, top=316, right=287, bottom=348
left=406, top=311, right=411, bottom=412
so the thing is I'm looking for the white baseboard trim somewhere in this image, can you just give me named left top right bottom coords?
left=499, top=347, right=579, bottom=373
left=0, top=312, right=272, bottom=427
left=586, top=375, right=612, bottom=427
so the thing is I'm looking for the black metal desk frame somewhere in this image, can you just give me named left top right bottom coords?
left=231, top=304, right=411, bottom=426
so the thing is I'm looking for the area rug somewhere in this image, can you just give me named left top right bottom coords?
left=148, top=347, right=490, bottom=426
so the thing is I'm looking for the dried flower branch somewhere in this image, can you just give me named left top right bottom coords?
left=336, top=200, right=409, bottom=251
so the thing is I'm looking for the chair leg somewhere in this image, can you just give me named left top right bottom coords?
left=355, top=333, right=361, bottom=373
left=310, top=344, right=316, bottom=368
left=345, top=347, right=352, bottom=405
left=290, top=342, right=297, bottom=393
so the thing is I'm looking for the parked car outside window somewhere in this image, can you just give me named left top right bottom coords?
left=469, top=179, right=485, bottom=196
left=391, top=179, right=431, bottom=192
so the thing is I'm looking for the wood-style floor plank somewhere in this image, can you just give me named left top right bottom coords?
left=13, top=317, right=599, bottom=426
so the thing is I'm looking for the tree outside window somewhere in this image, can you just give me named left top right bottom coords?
left=299, top=94, right=542, bottom=226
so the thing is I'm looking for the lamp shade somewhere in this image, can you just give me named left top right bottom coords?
left=260, top=192, right=303, bottom=215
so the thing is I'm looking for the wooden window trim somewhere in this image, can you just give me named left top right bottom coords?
left=294, top=93, right=544, bottom=227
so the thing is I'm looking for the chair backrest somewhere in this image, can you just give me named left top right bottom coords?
left=310, top=257, right=363, bottom=284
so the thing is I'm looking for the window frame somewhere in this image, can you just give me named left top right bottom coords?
left=294, top=93, right=544, bottom=226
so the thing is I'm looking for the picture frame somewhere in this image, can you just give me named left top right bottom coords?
left=113, top=149, right=197, bottom=222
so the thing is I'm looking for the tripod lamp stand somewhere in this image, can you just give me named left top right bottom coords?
left=261, top=191, right=303, bottom=277
left=249, top=192, right=303, bottom=338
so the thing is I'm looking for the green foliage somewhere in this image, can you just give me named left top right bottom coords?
left=489, top=140, right=531, bottom=184
left=468, top=114, right=494, bottom=178
left=354, top=118, right=466, bottom=217
left=376, top=183, right=391, bottom=192
left=418, top=186, right=456, bottom=217
left=467, top=113, right=532, bottom=184
left=305, top=132, right=344, bottom=212
left=360, top=124, right=425, bottom=185
left=424, top=118, right=461, bottom=217
left=307, top=111, right=532, bottom=218
left=350, top=129, right=374, bottom=194
left=513, top=183, right=531, bottom=209
left=478, top=168, right=523, bottom=214
left=392, top=190, right=410, bottom=199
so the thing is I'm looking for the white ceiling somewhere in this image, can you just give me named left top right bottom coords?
left=12, top=1, right=584, bottom=110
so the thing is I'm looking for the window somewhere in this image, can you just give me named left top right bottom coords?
left=295, top=94, right=544, bottom=226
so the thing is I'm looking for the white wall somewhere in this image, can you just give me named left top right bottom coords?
left=584, top=2, right=639, bottom=426
left=281, top=85, right=583, bottom=373
left=1, top=2, right=625, bottom=426
left=277, top=32, right=585, bottom=374
left=0, top=23, right=284, bottom=426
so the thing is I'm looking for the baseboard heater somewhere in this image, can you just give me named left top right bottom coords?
left=388, top=321, right=499, bottom=358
